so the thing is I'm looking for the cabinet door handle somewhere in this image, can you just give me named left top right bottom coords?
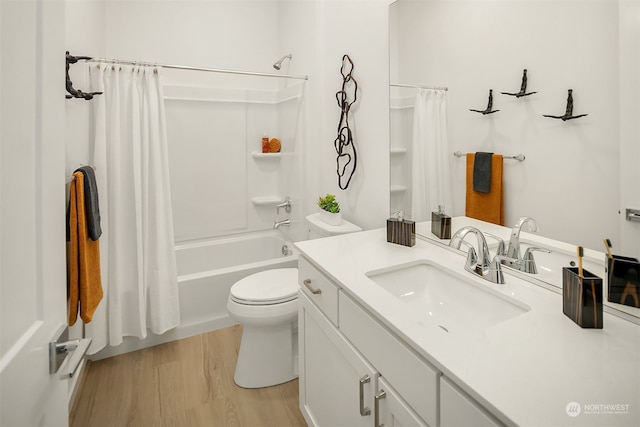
left=303, top=278, right=322, bottom=295
left=374, top=389, right=387, bottom=427
left=359, top=375, right=371, bottom=416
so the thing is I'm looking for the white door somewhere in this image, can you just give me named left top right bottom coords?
left=1, top=1, right=69, bottom=426
left=619, top=0, right=640, bottom=258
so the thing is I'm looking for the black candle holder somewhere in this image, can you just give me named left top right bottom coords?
left=606, top=255, right=640, bottom=308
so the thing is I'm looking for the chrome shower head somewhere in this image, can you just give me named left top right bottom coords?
left=273, top=54, right=292, bottom=70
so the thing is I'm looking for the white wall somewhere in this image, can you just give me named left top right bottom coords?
left=64, top=1, right=107, bottom=400
left=392, top=0, right=624, bottom=252
left=280, top=0, right=392, bottom=232
left=65, top=0, right=392, bottom=242
left=65, top=0, right=105, bottom=177
left=312, top=0, right=391, bottom=231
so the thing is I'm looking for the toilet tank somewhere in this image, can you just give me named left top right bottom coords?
left=305, top=213, right=362, bottom=239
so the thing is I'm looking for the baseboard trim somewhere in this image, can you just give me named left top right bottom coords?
left=89, top=316, right=237, bottom=361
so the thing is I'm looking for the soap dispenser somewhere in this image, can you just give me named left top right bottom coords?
left=431, top=205, right=451, bottom=240
left=387, top=210, right=415, bottom=247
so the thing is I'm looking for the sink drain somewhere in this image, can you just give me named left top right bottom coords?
left=438, top=325, right=449, bottom=333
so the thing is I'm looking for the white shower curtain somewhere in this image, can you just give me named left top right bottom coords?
left=411, top=88, right=453, bottom=222
left=85, top=63, right=180, bottom=354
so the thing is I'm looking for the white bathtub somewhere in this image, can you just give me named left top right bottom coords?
left=175, top=230, right=298, bottom=333
left=92, top=230, right=298, bottom=360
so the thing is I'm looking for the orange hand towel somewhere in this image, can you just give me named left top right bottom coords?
left=67, top=171, right=103, bottom=325
left=465, top=153, right=504, bottom=225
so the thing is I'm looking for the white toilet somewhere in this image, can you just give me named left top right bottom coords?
left=227, top=213, right=361, bottom=388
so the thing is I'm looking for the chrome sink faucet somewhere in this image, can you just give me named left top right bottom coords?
left=506, top=217, right=538, bottom=260
left=450, top=226, right=517, bottom=284
left=503, top=217, right=550, bottom=273
left=450, top=226, right=492, bottom=272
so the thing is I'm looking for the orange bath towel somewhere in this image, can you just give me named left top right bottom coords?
left=67, top=171, right=103, bottom=325
left=465, top=153, right=504, bottom=225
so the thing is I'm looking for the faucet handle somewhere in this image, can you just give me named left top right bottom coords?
left=520, top=246, right=551, bottom=274
left=276, top=196, right=292, bottom=214
left=459, top=241, right=479, bottom=273
left=484, top=232, right=506, bottom=256
left=523, top=246, right=551, bottom=258
left=489, top=254, right=519, bottom=284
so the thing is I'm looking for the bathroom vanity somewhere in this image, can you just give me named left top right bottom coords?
left=294, top=219, right=639, bottom=427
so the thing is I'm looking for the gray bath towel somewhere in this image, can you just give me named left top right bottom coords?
left=473, top=152, right=493, bottom=193
left=76, top=166, right=102, bottom=240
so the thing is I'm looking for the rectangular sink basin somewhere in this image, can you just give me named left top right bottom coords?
left=366, top=261, right=529, bottom=336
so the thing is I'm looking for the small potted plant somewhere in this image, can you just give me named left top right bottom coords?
left=317, top=193, right=342, bottom=226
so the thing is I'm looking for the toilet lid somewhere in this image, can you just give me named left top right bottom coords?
left=230, top=268, right=299, bottom=305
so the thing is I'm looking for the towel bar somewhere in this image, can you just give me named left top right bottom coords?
left=453, top=151, right=525, bottom=161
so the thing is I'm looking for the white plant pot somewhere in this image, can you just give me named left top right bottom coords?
left=319, top=210, right=342, bottom=226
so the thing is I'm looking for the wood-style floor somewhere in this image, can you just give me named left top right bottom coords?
left=70, top=325, right=307, bottom=427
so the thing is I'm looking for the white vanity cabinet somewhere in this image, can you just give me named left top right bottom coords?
left=298, top=291, right=378, bottom=427
left=296, top=228, right=640, bottom=427
left=440, top=376, right=503, bottom=427
left=298, top=257, right=438, bottom=427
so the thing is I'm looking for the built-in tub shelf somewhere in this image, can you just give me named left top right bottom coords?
left=390, top=147, right=407, bottom=155
left=251, top=151, right=282, bottom=159
left=390, top=184, right=407, bottom=193
left=251, top=196, right=283, bottom=206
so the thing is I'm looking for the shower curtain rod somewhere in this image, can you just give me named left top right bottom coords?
left=391, top=83, right=448, bottom=91
left=85, top=57, right=309, bottom=80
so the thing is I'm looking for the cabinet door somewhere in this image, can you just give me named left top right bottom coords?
left=299, top=292, right=377, bottom=427
left=441, top=377, right=503, bottom=427
left=375, top=377, right=429, bottom=427
left=339, top=291, right=440, bottom=426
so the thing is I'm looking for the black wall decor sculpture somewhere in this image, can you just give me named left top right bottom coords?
left=66, top=51, right=102, bottom=100
left=470, top=89, right=499, bottom=115
left=543, top=89, right=588, bottom=121
left=334, top=54, right=359, bottom=190
left=501, top=69, right=537, bottom=98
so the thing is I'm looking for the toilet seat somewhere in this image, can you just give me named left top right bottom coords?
left=230, top=268, right=299, bottom=306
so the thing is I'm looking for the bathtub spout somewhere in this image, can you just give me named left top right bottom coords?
left=273, top=219, right=291, bottom=229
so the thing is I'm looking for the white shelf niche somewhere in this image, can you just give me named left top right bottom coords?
left=251, top=196, right=283, bottom=206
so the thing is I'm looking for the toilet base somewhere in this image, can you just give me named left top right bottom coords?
left=234, top=322, right=298, bottom=388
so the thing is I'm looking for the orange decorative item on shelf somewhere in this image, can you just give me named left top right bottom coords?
left=268, top=137, right=281, bottom=153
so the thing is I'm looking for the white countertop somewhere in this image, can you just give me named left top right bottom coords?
left=295, top=219, right=640, bottom=427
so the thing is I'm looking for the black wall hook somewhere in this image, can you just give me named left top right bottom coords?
left=501, top=69, right=537, bottom=98
left=470, top=89, right=499, bottom=115
left=543, top=89, right=588, bottom=121
left=66, top=51, right=103, bottom=100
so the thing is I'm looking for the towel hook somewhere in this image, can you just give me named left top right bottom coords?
left=469, top=89, right=500, bottom=115
left=501, top=69, right=537, bottom=98
left=543, top=89, right=588, bottom=121
left=66, top=51, right=103, bottom=100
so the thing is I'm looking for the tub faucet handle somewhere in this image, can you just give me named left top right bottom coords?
left=277, top=197, right=292, bottom=214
